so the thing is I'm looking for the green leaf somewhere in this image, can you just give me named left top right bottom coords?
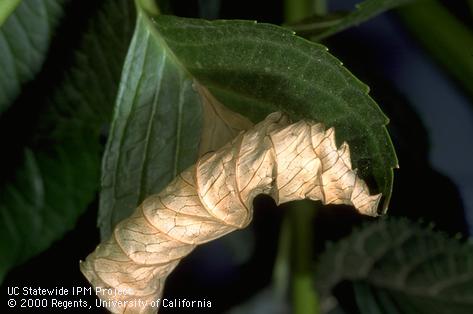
left=0, top=0, right=65, bottom=114
left=0, top=144, right=100, bottom=283
left=315, top=219, right=473, bottom=314
left=98, top=11, right=203, bottom=238
left=0, top=0, right=135, bottom=282
left=99, top=9, right=397, bottom=238
left=290, top=0, right=416, bottom=40
left=0, top=0, right=21, bottom=26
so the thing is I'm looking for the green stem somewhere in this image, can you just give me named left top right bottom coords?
left=272, top=216, right=291, bottom=298
left=0, top=0, right=21, bottom=27
left=280, top=2, right=323, bottom=313
left=396, top=0, right=473, bottom=100
left=290, top=200, right=319, bottom=314
left=469, top=0, right=473, bottom=17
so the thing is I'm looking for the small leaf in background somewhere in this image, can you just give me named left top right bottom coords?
left=0, top=0, right=135, bottom=283
left=315, top=218, right=473, bottom=314
left=98, top=9, right=397, bottom=238
left=288, top=0, right=415, bottom=40
left=0, top=0, right=65, bottom=114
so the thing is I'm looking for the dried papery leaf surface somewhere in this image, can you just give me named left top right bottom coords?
left=81, top=112, right=381, bottom=313
left=195, top=82, right=253, bottom=155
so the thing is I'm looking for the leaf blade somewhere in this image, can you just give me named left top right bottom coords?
left=315, top=219, right=473, bottom=313
left=0, top=0, right=135, bottom=282
left=98, top=11, right=203, bottom=238
left=98, top=11, right=397, bottom=238
left=0, top=0, right=21, bottom=26
left=152, top=15, right=398, bottom=211
left=0, top=0, right=65, bottom=114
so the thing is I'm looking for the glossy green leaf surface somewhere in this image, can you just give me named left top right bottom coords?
left=98, top=7, right=397, bottom=238
left=315, top=219, right=473, bottom=314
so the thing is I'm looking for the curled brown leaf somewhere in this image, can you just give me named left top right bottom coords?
left=81, top=112, right=380, bottom=313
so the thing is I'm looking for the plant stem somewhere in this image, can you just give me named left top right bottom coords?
left=396, top=0, right=473, bottom=100
left=290, top=200, right=319, bottom=314
left=273, top=216, right=291, bottom=298
left=281, top=2, right=323, bottom=313
left=469, top=0, right=473, bottom=17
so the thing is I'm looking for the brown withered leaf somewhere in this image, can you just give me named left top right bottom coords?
left=81, top=112, right=381, bottom=313
left=195, top=82, right=253, bottom=156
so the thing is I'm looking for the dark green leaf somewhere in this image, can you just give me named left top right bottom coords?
left=98, top=9, right=203, bottom=238
left=291, top=0, right=415, bottom=40
left=99, top=8, right=397, bottom=238
left=0, top=143, right=100, bottom=282
left=315, top=219, right=473, bottom=314
left=0, top=0, right=65, bottom=114
left=0, top=0, right=135, bottom=282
